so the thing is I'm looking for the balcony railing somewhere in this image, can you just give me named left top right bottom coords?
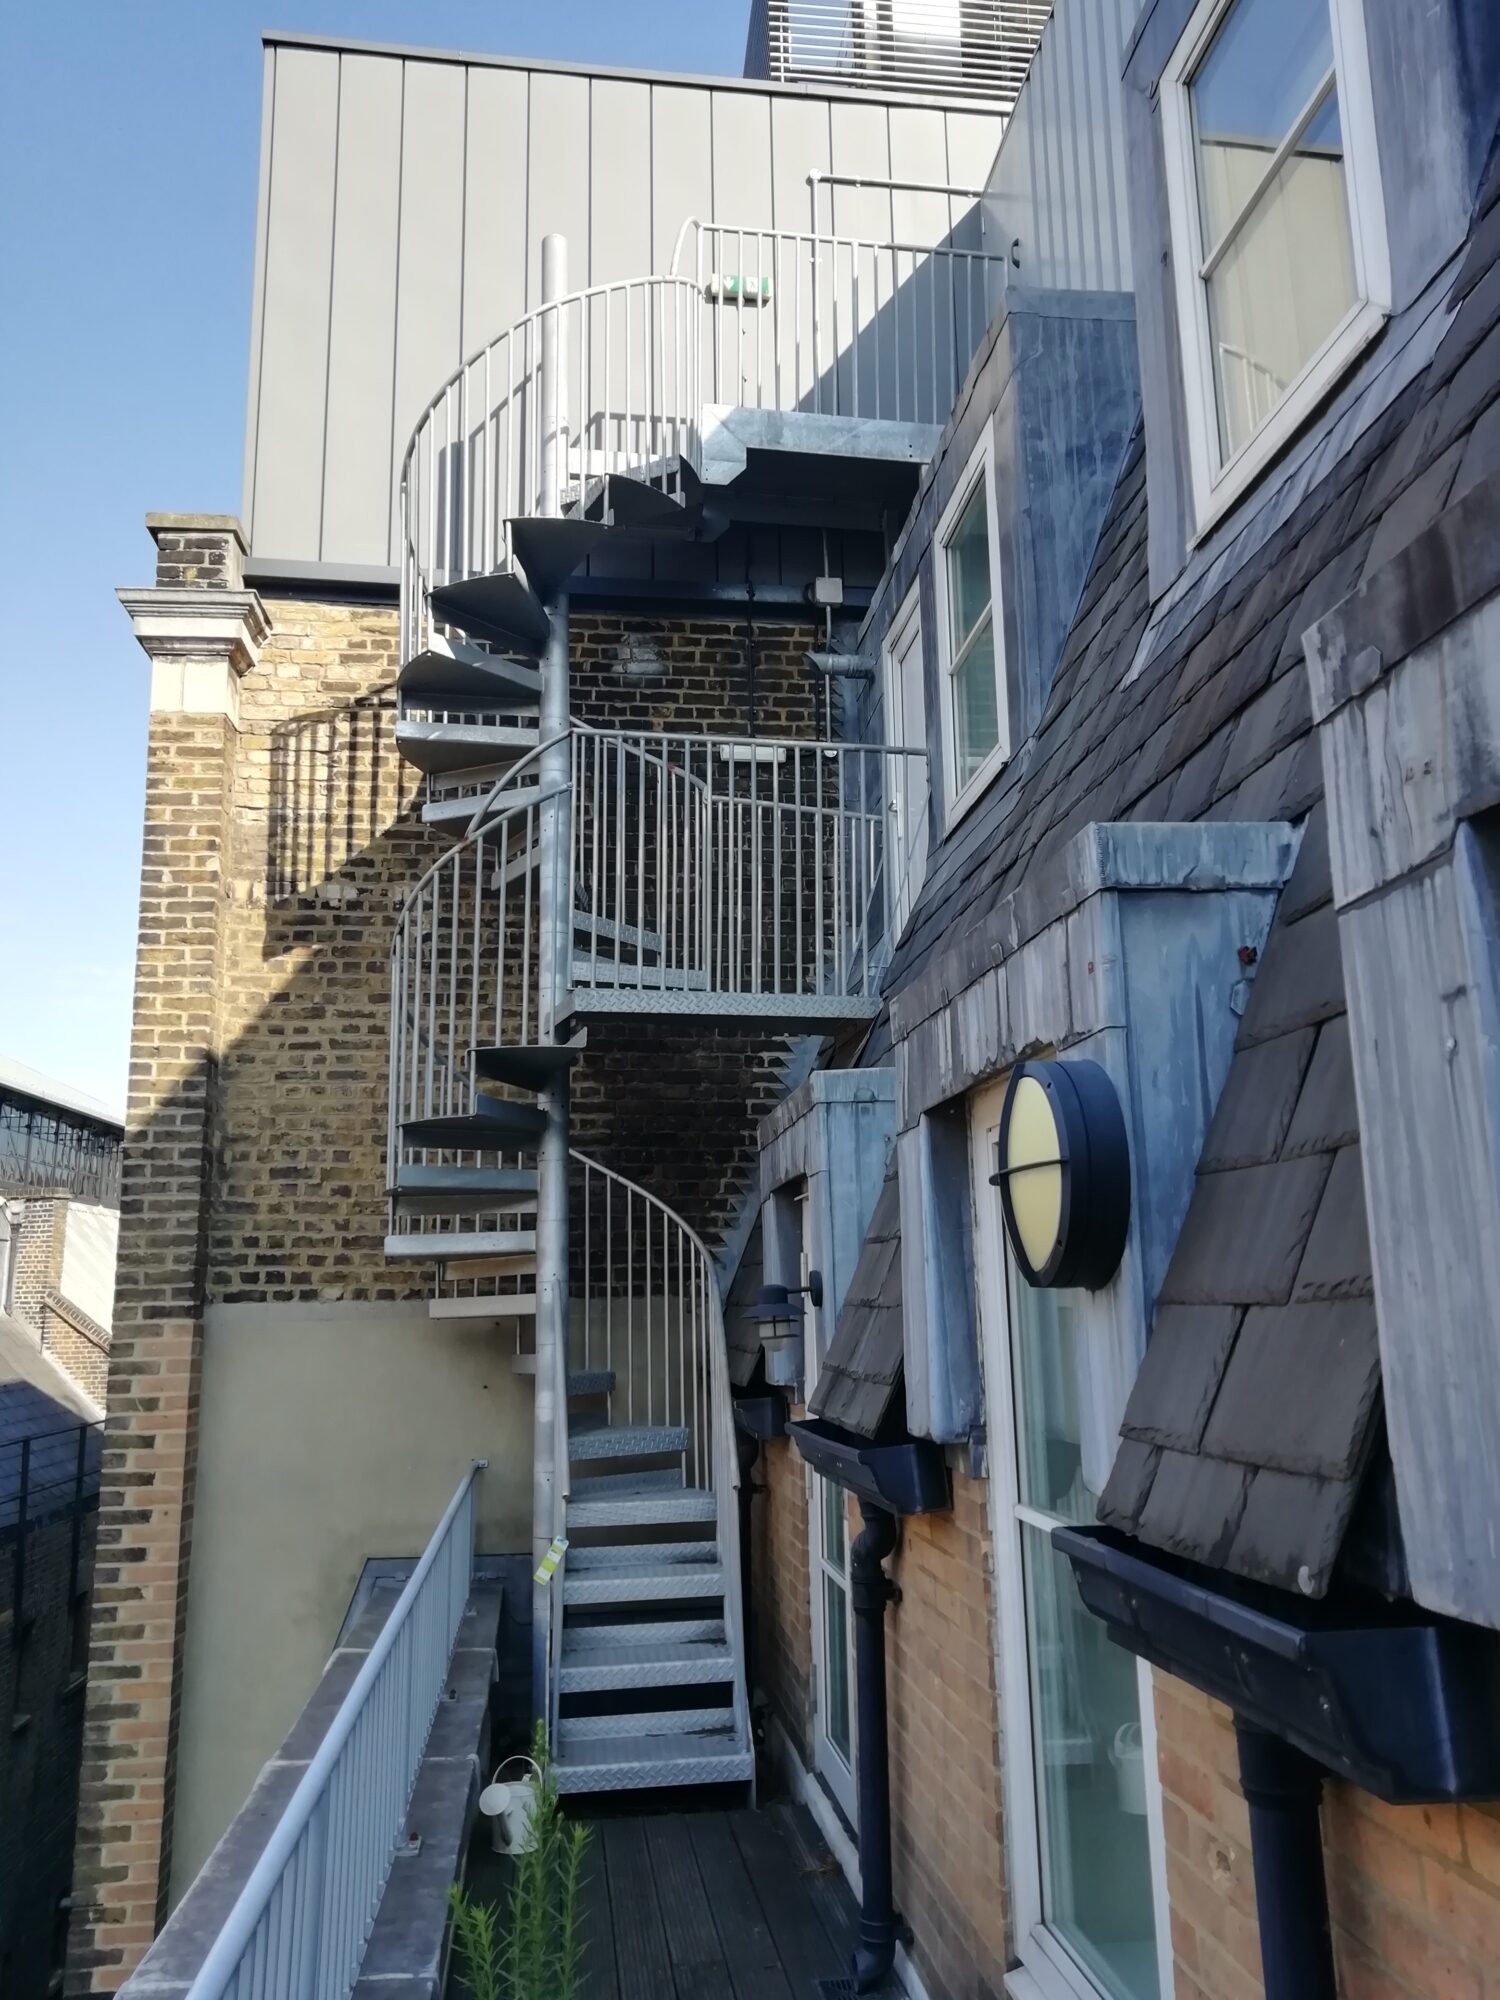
left=745, top=0, right=1052, bottom=105
left=166, top=1465, right=482, bottom=2000
left=567, top=729, right=926, bottom=1005
left=672, top=219, right=1007, bottom=429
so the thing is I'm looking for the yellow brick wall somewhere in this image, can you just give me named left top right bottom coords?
left=1155, top=1675, right=1500, bottom=2000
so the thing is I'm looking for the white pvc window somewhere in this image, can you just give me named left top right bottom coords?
left=1162, top=0, right=1389, bottom=531
left=935, top=431, right=1008, bottom=823
left=881, top=581, right=930, bottom=942
left=969, top=1081, right=1173, bottom=2000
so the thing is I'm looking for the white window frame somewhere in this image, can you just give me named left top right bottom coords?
left=1161, top=0, right=1390, bottom=537
left=968, top=1079, right=1175, bottom=2000
left=934, top=428, right=1008, bottom=826
left=881, top=579, right=930, bottom=943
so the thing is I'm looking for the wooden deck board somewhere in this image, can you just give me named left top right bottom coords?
left=578, top=1801, right=862, bottom=2000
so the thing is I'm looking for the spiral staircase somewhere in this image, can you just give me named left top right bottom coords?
left=384, top=226, right=957, bottom=1796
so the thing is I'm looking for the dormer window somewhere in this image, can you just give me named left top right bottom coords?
left=936, top=430, right=1008, bottom=823
left=1162, top=0, right=1389, bottom=530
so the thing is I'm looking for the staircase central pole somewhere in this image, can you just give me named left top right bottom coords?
left=533, top=231, right=572, bottom=1724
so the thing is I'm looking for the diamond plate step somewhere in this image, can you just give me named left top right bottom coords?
left=384, top=1229, right=535, bottom=1263
left=394, top=719, right=538, bottom=777
left=566, top=1369, right=615, bottom=1398
left=398, top=636, right=542, bottom=704
left=557, top=1637, right=735, bottom=1694
left=570, top=1467, right=683, bottom=1497
left=563, top=1563, right=724, bottom=1606
left=402, top=1096, right=546, bottom=1147
left=557, top=1706, right=735, bottom=1743
left=570, top=959, right=709, bottom=992
left=568, top=1424, right=689, bottom=1463
left=473, top=1044, right=579, bottom=1092
left=429, top=572, right=549, bottom=654
left=389, top=1165, right=539, bottom=1216
left=565, top=1540, right=716, bottom=1572
left=564, top=1619, right=725, bottom=1649
left=573, top=911, right=663, bottom=954
left=553, top=1731, right=753, bottom=1795
left=567, top=1489, right=717, bottom=1529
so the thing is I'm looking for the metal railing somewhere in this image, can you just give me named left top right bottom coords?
left=672, top=218, right=1007, bottom=428
left=178, top=1465, right=482, bottom=2000
left=567, top=728, right=927, bottom=1004
left=400, top=271, right=703, bottom=665
left=554, top=1151, right=747, bottom=1745
left=386, top=747, right=556, bottom=1284
left=745, top=0, right=1052, bottom=104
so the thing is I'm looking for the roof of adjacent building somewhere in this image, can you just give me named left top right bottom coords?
left=0, top=1053, right=124, bottom=1132
left=838, top=124, right=1500, bottom=1587
left=0, top=1312, right=102, bottom=1532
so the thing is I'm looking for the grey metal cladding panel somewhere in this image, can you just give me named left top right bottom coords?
left=463, top=66, right=531, bottom=360
left=770, top=93, right=832, bottom=233
left=391, top=61, right=467, bottom=557
left=527, top=70, right=591, bottom=306
left=828, top=99, right=893, bottom=240
left=240, top=45, right=276, bottom=537
left=652, top=83, right=714, bottom=269
left=712, top=87, right=776, bottom=229
left=251, top=46, right=340, bottom=559
left=591, top=79, right=653, bottom=285
left=321, top=53, right=404, bottom=566
left=983, top=0, right=1133, bottom=295
left=888, top=105, right=951, bottom=247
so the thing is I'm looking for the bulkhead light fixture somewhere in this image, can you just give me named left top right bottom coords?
left=990, top=1059, right=1130, bottom=1290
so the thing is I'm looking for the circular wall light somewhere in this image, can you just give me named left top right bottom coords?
left=990, top=1059, right=1130, bottom=1290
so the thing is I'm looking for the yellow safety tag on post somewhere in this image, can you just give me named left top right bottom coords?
left=534, top=1535, right=568, bottom=1585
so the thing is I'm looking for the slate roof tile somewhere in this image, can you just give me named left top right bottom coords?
left=1136, top=1449, right=1251, bottom=1566
left=1119, top=1305, right=1244, bottom=1451
left=1274, top=801, right=1331, bottom=924
left=1159, top=1154, right=1333, bottom=1308
left=1098, top=1437, right=1162, bottom=1530
left=1201, top=1300, right=1380, bottom=1479
left=1224, top=1468, right=1357, bottom=1597
left=1282, top=1019, right=1357, bottom=1158
left=1358, top=437, right=1466, bottom=581
left=1234, top=898, right=1345, bottom=1047
left=1292, top=1144, right=1372, bottom=1300
left=1198, top=1029, right=1317, bottom=1171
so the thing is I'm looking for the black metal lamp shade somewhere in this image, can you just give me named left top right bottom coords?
left=744, top=1273, right=824, bottom=1335
left=990, top=1059, right=1130, bottom=1290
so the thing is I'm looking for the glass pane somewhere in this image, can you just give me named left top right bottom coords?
left=1010, top=1280, right=1090, bottom=1518
left=824, top=1573, right=852, bottom=1764
left=822, top=1478, right=847, bottom=1574
left=1205, top=86, right=1356, bottom=460
left=1023, top=1523, right=1160, bottom=2000
left=952, top=617, right=1000, bottom=787
left=945, top=481, right=991, bottom=652
left=1191, top=0, right=1335, bottom=254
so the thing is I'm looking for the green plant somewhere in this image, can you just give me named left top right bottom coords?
left=449, top=1723, right=591, bottom=2000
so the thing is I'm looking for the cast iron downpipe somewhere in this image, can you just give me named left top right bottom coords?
left=850, top=1500, right=899, bottom=1992
left=1234, top=1723, right=1337, bottom=2000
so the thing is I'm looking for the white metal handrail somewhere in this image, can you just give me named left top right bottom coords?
left=672, top=217, right=1007, bottom=427
left=178, top=1464, right=482, bottom=2000
left=387, top=779, right=549, bottom=1269
left=561, top=1149, right=747, bottom=1744
left=567, top=728, right=928, bottom=1003
left=400, top=270, right=703, bottom=664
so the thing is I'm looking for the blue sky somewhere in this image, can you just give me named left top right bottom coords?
left=0, top=2, right=749, bottom=1115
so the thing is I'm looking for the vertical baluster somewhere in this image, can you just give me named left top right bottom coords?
left=627, top=1184, right=635, bottom=1427
left=814, top=749, right=825, bottom=997
left=591, top=733, right=602, bottom=985
left=614, top=733, right=625, bottom=964
left=771, top=746, right=782, bottom=994
left=794, top=746, right=804, bottom=994
left=521, top=805, right=535, bottom=1045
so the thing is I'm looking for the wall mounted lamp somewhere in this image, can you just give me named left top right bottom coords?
left=990, top=1059, right=1130, bottom=1290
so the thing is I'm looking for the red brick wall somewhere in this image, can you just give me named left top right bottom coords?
left=1155, top=1673, right=1500, bottom=2000
left=753, top=1451, right=1010, bottom=2000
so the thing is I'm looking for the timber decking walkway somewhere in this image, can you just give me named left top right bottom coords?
left=577, top=1800, right=880, bottom=2000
